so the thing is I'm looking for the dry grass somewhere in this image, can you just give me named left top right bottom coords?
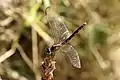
left=0, top=0, right=120, bottom=80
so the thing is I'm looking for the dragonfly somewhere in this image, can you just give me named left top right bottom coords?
left=45, top=7, right=86, bottom=68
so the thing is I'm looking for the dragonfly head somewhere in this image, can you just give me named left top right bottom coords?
left=45, top=48, right=52, bottom=56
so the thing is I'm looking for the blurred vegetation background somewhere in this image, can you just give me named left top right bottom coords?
left=0, top=0, right=120, bottom=80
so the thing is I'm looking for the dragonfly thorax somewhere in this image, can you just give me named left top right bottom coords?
left=45, top=44, right=61, bottom=56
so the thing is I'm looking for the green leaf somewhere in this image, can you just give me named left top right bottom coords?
left=89, top=24, right=108, bottom=45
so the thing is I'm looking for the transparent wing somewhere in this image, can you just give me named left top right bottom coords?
left=45, top=7, right=81, bottom=68
left=61, top=44, right=81, bottom=68
left=45, top=7, right=69, bottom=44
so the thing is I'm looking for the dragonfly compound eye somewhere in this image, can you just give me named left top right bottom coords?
left=45, top=48, right=52, bottom=55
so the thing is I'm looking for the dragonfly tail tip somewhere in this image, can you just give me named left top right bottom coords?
left=84, top=22, right=87, bottom=25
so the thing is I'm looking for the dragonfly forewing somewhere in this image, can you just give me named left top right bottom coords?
left=45, top=7, right=69, bottom=44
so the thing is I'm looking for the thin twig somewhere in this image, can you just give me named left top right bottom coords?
left=0, top=17, right=13, bottom=26
left=0, top=49, right=16, bottom=63
left=16, top=43, right=34, bottom=72
left=90, top=46, right=109, bottom=69
left=31, top=23, right=54, bottom=47
left=32, top=27, right=41, bottom=80
left=32, top=27, right=39, bottom=67
left=0, top=42, right=17, bottom=63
